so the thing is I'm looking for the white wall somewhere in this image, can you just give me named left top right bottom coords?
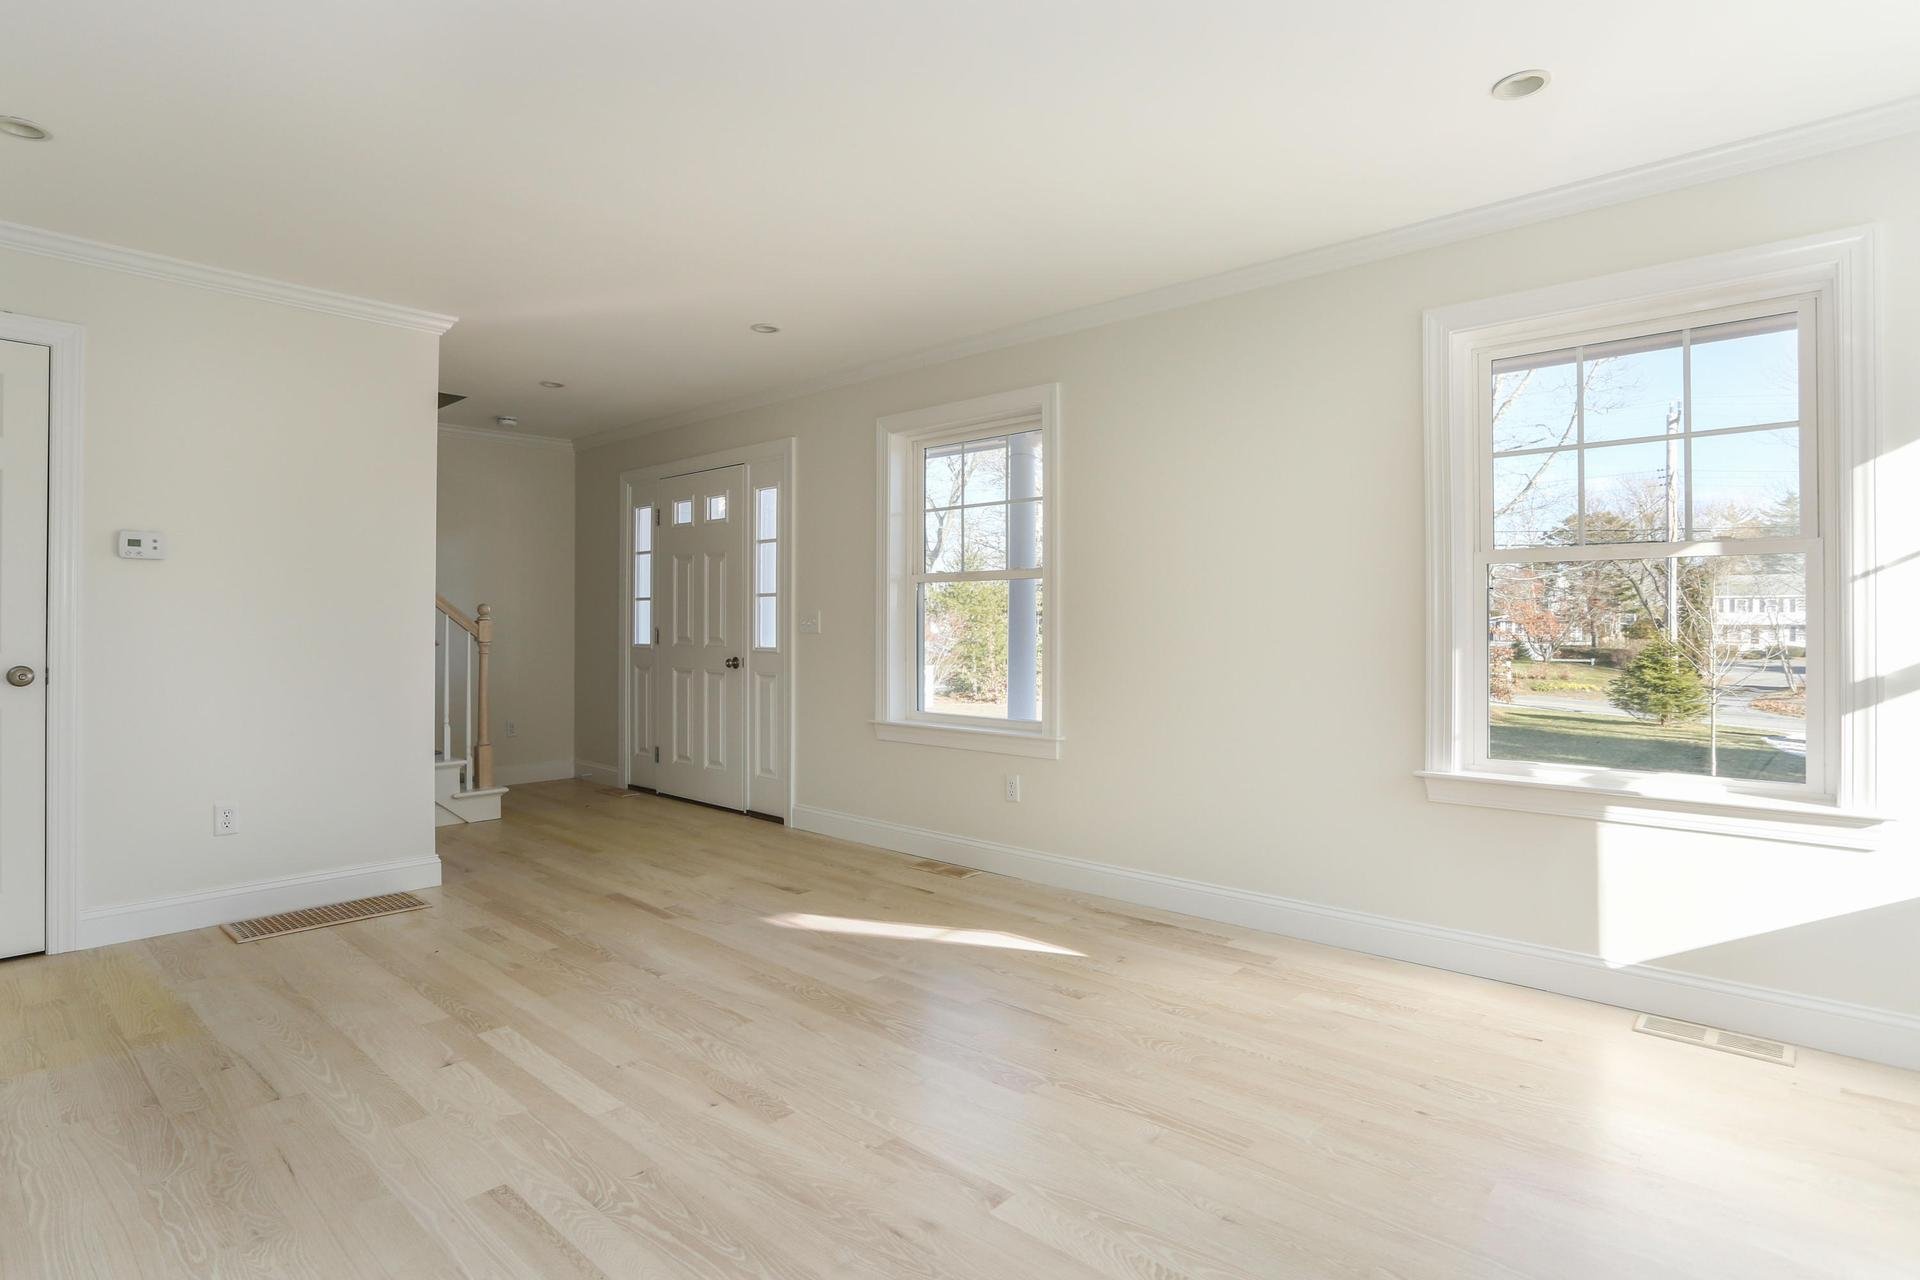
left=575, top=135, right=1920, bottom=1034
left=437, top=429, right=575, bottom=784
left=0, top=244, right=442, bottom=936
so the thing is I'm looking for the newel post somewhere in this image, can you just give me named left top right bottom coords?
left=473, top=603, right=495, bottom=790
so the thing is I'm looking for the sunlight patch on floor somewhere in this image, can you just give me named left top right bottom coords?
left=764, top=912, right=1085, bottom=956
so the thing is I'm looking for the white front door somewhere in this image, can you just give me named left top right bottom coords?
left=652, top=465, right=749, bottom=810
left=0, top=339, right=50, bottom=959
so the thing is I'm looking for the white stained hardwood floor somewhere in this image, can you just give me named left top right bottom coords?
left=1, top=779, right=1916, bottom=1279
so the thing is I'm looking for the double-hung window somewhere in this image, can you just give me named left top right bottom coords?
left=876, top=385, right=1061, bottom=757
left=1423, top=232, right=1882, bottom=843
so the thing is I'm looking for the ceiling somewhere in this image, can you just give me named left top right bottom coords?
left=4, top=2, right=1919, bottom=442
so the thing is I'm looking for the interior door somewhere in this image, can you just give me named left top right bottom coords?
left=652, top=464, right=749, bottom=810
left=0, top=339, right=50, bottom=959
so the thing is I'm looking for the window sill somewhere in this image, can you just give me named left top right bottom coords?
left=1417, top=770, right=1890, bottom=849
left=872, top=720, right=1062, bottom=759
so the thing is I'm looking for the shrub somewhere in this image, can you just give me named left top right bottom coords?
left=1489, top=644, right=1516, bottom=704
left=1608, top=633, right=1708, bottom=725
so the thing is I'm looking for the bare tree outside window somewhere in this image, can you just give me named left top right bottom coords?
left=1484, top=314, right=1809, bottom=783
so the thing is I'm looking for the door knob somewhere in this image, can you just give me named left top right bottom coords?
left=725, top=656, right=742, bottom=669
left=5, top=666, right=35, bottom=688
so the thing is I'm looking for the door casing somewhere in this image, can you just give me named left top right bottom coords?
left=619, top=438, right=795, bottom=820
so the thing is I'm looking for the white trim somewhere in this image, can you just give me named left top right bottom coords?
left=0, top=312, right=85, bottom=954
left=75, top=856, right=443, bottom=951
left=491, top=758, right=579, bottom=786
left=1421, top=228, right=1885, bottom=841
left=875, top=385, right=1062, bottom=756
left=791, top=804, right=1920, bottom=1071
left=0, top=219, right=458, bottom=334
left=1418, top=772, right=1885, bottom=850
left=437, top=422, right=574, bottom=452
left=870, top=720, right=1062, bottom=759
left=622, top=440, right=797, bottom=485
left=576, top=96, right=1920, bottom=450
left=616, top=438, right=797, bottom=820
left=574, top=758, right=621, bottom=786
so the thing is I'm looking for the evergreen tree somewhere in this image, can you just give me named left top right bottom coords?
left=1607, top=632, right=1708, bottom=725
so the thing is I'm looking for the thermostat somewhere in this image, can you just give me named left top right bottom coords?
left=116, top=530, right=166, bottom=560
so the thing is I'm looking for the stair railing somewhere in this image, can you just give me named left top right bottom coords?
left=434, top=596, right=494, bottom=791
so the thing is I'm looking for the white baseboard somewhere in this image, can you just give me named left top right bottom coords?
left=574, top=758, right=621, bottom=786
left=76, top=856, right=443, bottom=951
left=493, top=758, right=578, bottom=787
left=792, top=804, right=1920, bottom=1072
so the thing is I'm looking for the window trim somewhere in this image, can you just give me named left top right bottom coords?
left=875, top=384, right=1062, bottom=758
left=1422, top=229, right=1885, bottom=846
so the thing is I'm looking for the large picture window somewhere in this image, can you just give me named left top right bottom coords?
left=1423, top=232, right=1882, bottom=844
left=876, top=385, right=1061, bottom=757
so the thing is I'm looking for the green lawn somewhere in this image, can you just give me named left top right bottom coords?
left=1490, top=706, right=1805, bottom=782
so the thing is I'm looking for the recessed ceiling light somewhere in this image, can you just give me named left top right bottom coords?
left=749, top=323, right=781, bottom=334
left=495, top=415, right=520, bottom=428
left=0, top=116, right=51, bottom=141
left=538, top=380, right=565, bottom=388
left=1490, top=70, right=1551, bottom=101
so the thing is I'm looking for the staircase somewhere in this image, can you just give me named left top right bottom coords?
left=435, top=595, right=507, bottom=824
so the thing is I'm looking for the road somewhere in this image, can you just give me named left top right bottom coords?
left=1514, top=660, right=1807, bottom=736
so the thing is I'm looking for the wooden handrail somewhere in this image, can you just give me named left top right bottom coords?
left=434, top=597, right=495, bottom=790
left=435, top=594, right=480, bottom=636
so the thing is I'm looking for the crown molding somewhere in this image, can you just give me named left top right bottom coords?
left=0, top=219, right=458, bottom=335
left=577, top=92, right=1920, bottom=451
left=438, top=422, right=575, bottom=451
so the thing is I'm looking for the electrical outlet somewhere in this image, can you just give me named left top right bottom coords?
left=1004, top=774, right=1021, bottom=803
left=798, top=611, right=822, bottom=634
left=213, top=803, right=240, bottom=836
left=505, top=720, right=518, bottom=738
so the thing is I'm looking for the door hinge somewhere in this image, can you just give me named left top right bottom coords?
left=654, top=507, right=661, bottom=526
left=653, top=745, right=660, bottom=764
left=653, top=626, right=660, bottom=645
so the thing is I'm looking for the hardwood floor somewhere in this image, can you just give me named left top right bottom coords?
left=3, top=780, right=1916, bottom=1279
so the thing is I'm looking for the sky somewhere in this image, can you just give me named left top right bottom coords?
left=1491, top=321, right=1800, bottom=547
